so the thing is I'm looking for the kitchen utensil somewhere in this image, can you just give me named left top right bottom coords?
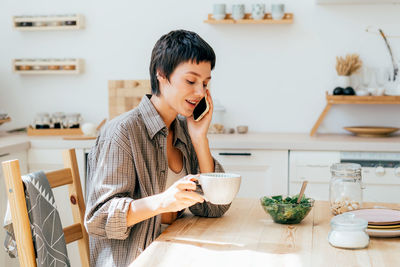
left=297, top=180, right=308, bottom=204
left=343, top=126, right=399, bottom=137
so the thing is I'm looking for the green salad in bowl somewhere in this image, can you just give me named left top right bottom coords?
left=260, top=195, right=314, bottom=224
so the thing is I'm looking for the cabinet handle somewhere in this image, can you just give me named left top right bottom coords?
left=218, top=152, right=252, bottom=156
left=0, top=153, right=10, bottom=158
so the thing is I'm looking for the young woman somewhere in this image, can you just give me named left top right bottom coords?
left=84, top=30, right=231, bottom=266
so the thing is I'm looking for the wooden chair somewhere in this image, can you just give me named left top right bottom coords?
left=1, top=149, right=89, bottom=267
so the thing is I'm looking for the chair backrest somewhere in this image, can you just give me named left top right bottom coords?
left=1, top=149, right=89, bottom=267
left=108, top=79, right=151, bottom=119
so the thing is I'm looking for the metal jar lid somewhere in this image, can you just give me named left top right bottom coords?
left=330, top=163, right=361, bottom=179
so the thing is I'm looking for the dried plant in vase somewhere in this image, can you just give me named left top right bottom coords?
left=336, top=54, right=362, bottom=76
left=333, top=54, right=363, bottom=95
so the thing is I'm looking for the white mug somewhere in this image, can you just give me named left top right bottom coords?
left=271, top=3, right=285, bottom=20
left=232, top=4, right=245, bottom=20
left=252, top=4, right=265, bottom=20
left=198, top=173, right=241, bottom=205
left=213, top=4, right=226, bottom=20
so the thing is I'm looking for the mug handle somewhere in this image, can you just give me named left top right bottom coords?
left=193, top=179, right=208, bottom=202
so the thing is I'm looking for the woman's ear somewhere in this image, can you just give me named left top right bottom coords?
left=156, top=72, right=166, bottom=82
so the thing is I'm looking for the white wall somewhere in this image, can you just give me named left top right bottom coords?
left=1, top=0, right=400, bottom=133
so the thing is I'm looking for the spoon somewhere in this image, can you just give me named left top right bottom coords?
left=297, top=180, right=308, bottom=204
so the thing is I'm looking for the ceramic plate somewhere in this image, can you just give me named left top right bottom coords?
left=366, top=228, right=400, bottom=237
left=350, top=209, right=400, bottom=225
left=368, top=224, right=400, bottom=229
left=384, top=90, right=400, bottom=96
left=343, top=126, right=399, bottom=137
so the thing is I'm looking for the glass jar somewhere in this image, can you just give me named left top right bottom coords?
left=329, top=163, right=363, bottom=215
left=64, top=113, right=81, bottom=128
left=328, top=213, right=369, bottom=249
left=34, top=113, right=50, bottom=129
left=208, top=99, right=225, bottom=134
left=52, top=112, right=65, bottom=129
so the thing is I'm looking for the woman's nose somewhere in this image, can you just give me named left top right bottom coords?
left=194, top=84, right=206, bottom=96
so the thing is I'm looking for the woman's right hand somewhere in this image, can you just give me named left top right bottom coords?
left=159, top=174, right=204, bottom=213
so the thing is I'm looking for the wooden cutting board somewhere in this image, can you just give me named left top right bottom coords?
left=108, top=80, right=151, bottom=119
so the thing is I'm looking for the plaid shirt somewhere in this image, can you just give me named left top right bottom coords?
left=85, top=95, right=230, bottom=267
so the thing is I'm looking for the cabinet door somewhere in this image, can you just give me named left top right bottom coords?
left=211, top=149, right=288, bottom=198
left=0, top=150, right=28, bottom=267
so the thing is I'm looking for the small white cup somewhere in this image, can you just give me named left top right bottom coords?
left=271, top=3, right=285, bottom=20
left=213, top=4, right=226, bottom=20
left=81, top=123, right=97, bottom=136
left=252, top=4, right=265, bottom=20
left=232, top=4, right=245, bottom=20
left=198, top=173, right=241, bottom=205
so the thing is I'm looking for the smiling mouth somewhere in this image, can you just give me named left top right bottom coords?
left=186, top=99, right=199, bottom=107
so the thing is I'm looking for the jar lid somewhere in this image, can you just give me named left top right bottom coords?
left=330, top=163, right=361, bottom=178
left=330, top=212, right=368, bottom=230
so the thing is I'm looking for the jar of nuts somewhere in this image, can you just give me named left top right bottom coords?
left=329, top=163, right=363, bottom=215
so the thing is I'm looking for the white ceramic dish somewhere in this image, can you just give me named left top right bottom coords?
left=366, top=228, right=400, bottom=237
left=384, top=90, right=400, bottom=96
left=350, top=208, right=400, bottom=225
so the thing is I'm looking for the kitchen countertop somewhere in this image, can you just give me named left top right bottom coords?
left=1, top=132, right=400, bottom=153
left=208, top=133, right=400, bottom=151
left=129, top=199, right=400, bottom=267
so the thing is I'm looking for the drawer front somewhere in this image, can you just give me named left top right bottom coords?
left=212, top=149, right=288, bottom=198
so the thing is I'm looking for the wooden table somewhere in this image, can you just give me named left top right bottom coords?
left=129, top=199, right=400, bottom=267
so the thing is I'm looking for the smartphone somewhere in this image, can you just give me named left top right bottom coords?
left=193, top=97, right=209, bottom=122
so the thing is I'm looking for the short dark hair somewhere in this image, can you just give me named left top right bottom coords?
left=149, top=30, right=216, bottom=96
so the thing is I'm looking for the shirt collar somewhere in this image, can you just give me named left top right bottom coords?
left=138, top=95, right=189, bottom=146
left=138, top=95, right=167, bottom=139
left=172, top=116, right=188, bottom=146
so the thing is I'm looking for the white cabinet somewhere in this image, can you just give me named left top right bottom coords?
left=316, top=0, right=400, bottom=4
left=0, top=150, right=28, bottom=267
left=289, top=151, right=400, bottom=203
left=289, top=151, right=340, bottom=201
left=211, top=149, right=288, bottom=198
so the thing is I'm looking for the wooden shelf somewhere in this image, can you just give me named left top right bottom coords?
left=13, top=14, right=84, bottom=31
left=204, top=13, right=293, bottom=24
left=310, top=92, right=400, bottom=136
left=326, top=94, right=400, bottom=104
left=13, top=58, right=84, bottom=74
left=0, top=117, right=11, bottom=126
left=27, top=126, right=83, bottom=136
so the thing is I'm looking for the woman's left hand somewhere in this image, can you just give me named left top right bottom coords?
left=187, top=89, right=213, bottom=141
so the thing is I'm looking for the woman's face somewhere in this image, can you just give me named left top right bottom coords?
left=158, top=61, right=211, bottom=117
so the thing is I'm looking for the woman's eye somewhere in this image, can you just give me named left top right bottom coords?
left=186, top=80, right=195, bottom=85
